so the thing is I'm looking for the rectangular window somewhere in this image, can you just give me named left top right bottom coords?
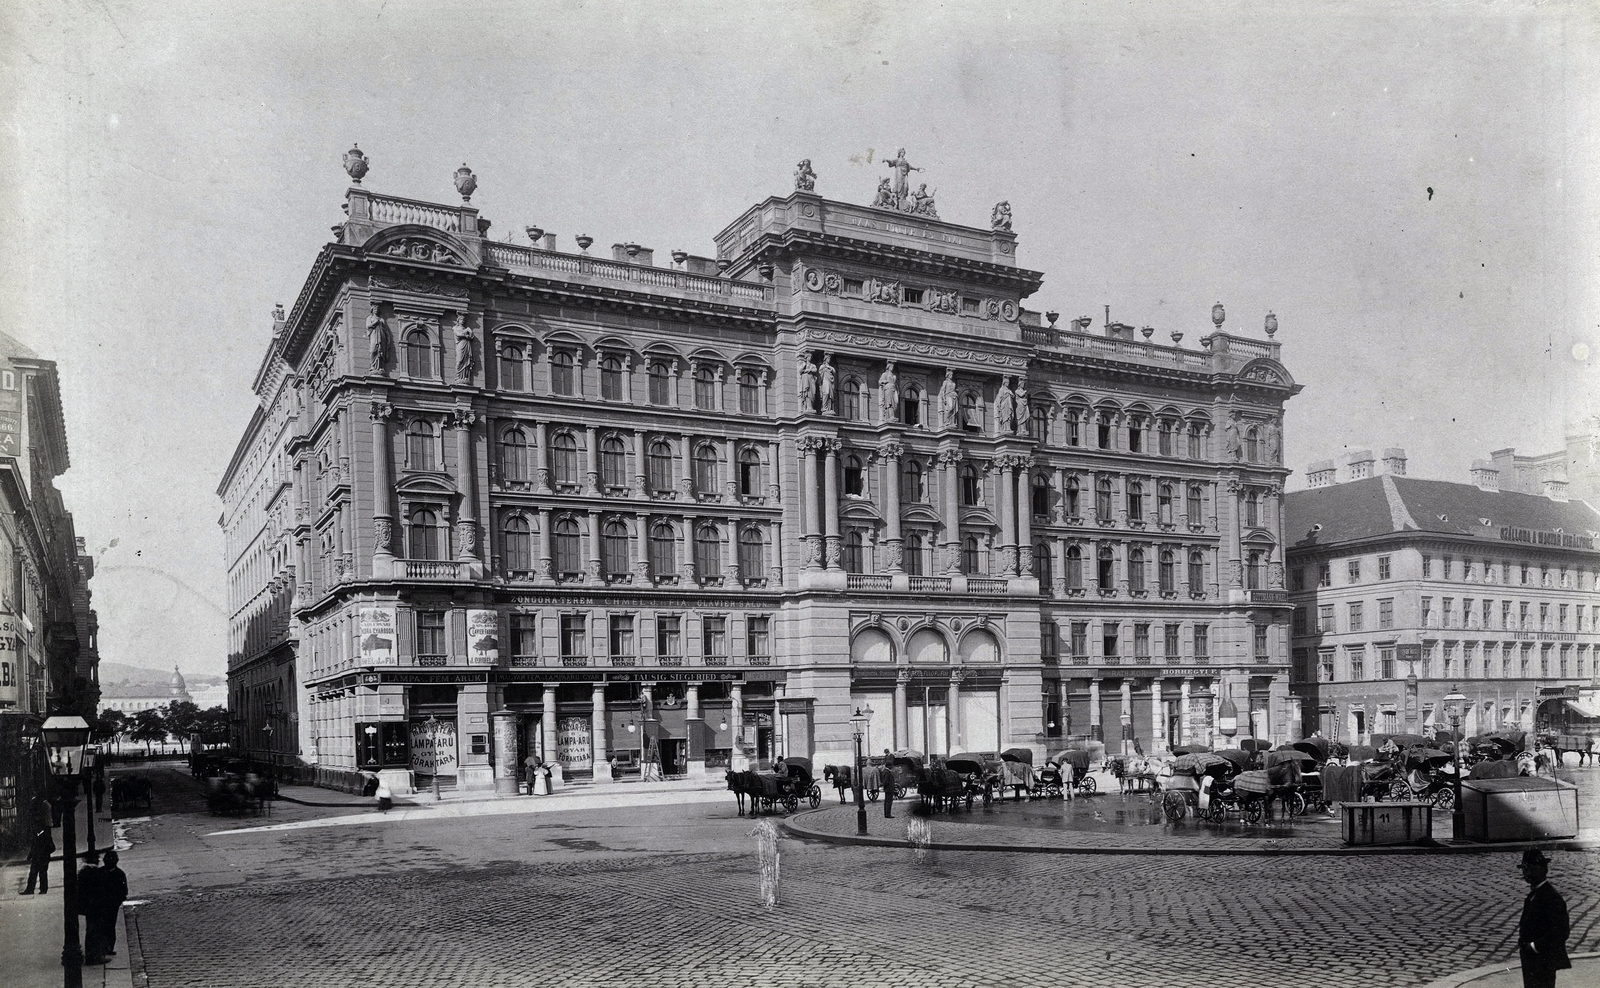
left=656, top=616, right=682, bottom=665
left=902, top=287, right=924, bottom=305
left=1134, top=623, right=1150, bottom=661
left=1378, top=555, right=1391, bottom=580
left=1318, top=649, right=1334, bottom=683
left=1347, top=602, right=1364, bottom=632
left=1378, top=599, right=1394, bottom=630
left=560, top=614, right=588, bottom=665
left=1291, top=568, right=1305, bottom=592
left=1443, top=556, right=1453, bottom=580
left=1070, top=621, right=1088, bottom=658
left=1347, top=560, right=1361, bottom=583
left=1442, top=598, right=1454, bottom=629
left=747, top=616, right=771, bottom=664
left=1194, top=624, right=1210, bottom=660
left=1319, top=604, right=1335, bottom=634
left=1164, top=623, right=1181, bottom=658
left=1042, top=621, right=1060, bottom=661
left=1380, top=646, right=1395, bottom=680
left=1103, top=624, right=1119, bottom=660
left=1253, top=624, right=1269, bottom=661
left=415, top=610, right=446, bottom=661
left=1422, top=596, right=1433, bottom=627
left=511, top=614, right=538, bottom=664
left=609, top=615, right=635, bottom=665
left=1503, top=601, right=1513, bottom=630
left=702, top=617, right=727, bottom=665
left=843, top=278, right=864, bottom=296
left=1318, top=564, right=1331, bottom=588
left=1540, top=603, right=1550, bottom=630
left=1422, top=554, right=1432, bottom=579
left=1293, top=607, right=1307, bottom=636
left=1519, top=602, right=1530, bottom=629
left=1348, top=646, right=1365, bottom=681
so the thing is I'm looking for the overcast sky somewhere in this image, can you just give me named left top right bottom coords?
left=2, top=1, right=1595, bottom=676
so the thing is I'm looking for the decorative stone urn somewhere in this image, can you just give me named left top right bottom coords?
left=454, top=163, right=477, bottom=202
left=1264, top=311, right=1278, bottom=338
left=1211, top=301, right=1225, bottom=329
left=343, top=145, right=369, bottom=184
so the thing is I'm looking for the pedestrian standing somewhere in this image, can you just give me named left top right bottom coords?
left=92, top=772, right=107, bottom=814
left=879, top=751, right=896, bottom=819
left=77, top=852, right=105, bottom=963
left=92, top=850, right=128, bottom=960
left=375, top=778, right=393, bottom=813
left=1518, top=849, right=1571, bottom=987
left=22, top=822, right=54, bottom=894
left=523, top=753, right=542, bottom=795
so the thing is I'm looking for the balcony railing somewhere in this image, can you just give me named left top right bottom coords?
left=482, top=242, right=776, bottom=306
left=397, top=560, right=467, bottom=580
left=561, top=655, right=589, bottom=668
left=416, top=655, right=447, bottom=667
left=968, top=578, right=1008, bottom=595
left=748, top=654, right=772, bottom=666
left=908, top=576, right=951, bottom=592
left=847, top=574, right=893, bottom=591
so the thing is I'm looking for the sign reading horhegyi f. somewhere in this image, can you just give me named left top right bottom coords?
left=359, top=607, right=396, bottom=665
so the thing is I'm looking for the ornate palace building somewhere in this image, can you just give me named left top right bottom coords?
left=221, top=150, right=1299, bottom=793
left=1286, top=449, right=1600, bottom=743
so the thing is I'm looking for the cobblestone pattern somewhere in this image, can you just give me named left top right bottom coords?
left=127, top=836, right=1600, bottom=988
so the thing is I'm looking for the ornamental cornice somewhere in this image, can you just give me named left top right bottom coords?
left=740, top=228, right=1044, bottom=293
left=369, top=401, right=395, bottom=422
left=800, top=328, right=1030, bottom=370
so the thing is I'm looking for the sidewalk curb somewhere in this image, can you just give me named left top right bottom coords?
left=1417, top=952, right=1600, bottom=988
left=781, top=809, right=1600, bottom=857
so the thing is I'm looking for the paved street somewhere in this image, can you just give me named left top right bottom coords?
left=83, top=766, right=1598, bottom=988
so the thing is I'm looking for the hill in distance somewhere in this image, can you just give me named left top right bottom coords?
left=98, top=661, right=226, bottom=689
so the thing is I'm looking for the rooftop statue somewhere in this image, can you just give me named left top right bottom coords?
left=991, top=200, right=1012, bottom=232
left=794, top=159, right=816, bottom=192
left=885, top=148, right=919, bottom=200
left=871, top=148, right=937, bottom=217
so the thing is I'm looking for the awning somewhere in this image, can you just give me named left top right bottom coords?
left=1565, top=697, right=1600, bottom=719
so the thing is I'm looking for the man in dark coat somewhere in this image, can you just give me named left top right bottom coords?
left=1518, top=848, right=1571, bottom=988
left=92, top=773, right=107, bottom=814
left=77, top=852, right=105, bottom=962
left=22, top=822, right=54, bottom=894
left=879, top=750, right=895, bottom=819
left=90, top=850, right=129, bottom=961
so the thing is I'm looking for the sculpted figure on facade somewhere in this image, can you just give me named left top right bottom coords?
left=365, top=309, right=391, bottom=373
left=1014, top=378, right=1029, bottom=427
left=798, top=352, right=819, bottom=412
left=1223, top=413, right=1243, bottom=461
left=884, top=148, right=919, bottom=200
left=938, top=369, right=960, bottom=430
left=793, top=159, right=816, bottom=192
left=991, top=200, right=1013, bottom=232
left=819, top=353, right=837, bottom=414
left=871, top=178, right=894, bottom=209
left=909, top=183, right=939, bottom=219
left=878, top=361, right=898, bottom=422
left=1265, top=420, right=1283, bottom=464
left=994, top=377, right=1017, bottom=434
left=451, top=312, right=476, bottom=381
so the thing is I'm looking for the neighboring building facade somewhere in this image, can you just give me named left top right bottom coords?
left=1286, top=454, right=1600, bottom=743
left=100, top=666, right=194, bottom=716
left=1475, top=417, right=1600, bottom=509
left=222, top=155, right=1299, bottom=793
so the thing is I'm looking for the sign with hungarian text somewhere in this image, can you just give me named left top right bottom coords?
left=0, top=616, right=22, bottom=708
left=1499, top=526, right=1595, bottom=550
left=0, top=411, right=19, bottom=458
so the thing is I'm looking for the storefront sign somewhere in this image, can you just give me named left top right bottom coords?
left=556, top=716, right=592, bottom=771
left=409, top=719, right=458, bottom=776
left=1512, top=632, right=1577, bottom=642
left=0, top=411, right=19, bottom=458
left=466, top=610, right=499, bottom=665
left=0, top=615, right=21, bottom=708
left=359, top=607, right=396, bottom=665
left=1499, top=526, right=1595, bottom=550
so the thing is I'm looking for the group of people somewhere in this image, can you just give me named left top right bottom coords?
left=22, top=807, right=129, bottom=966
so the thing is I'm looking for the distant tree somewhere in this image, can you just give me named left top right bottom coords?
left=129, top=708, right=169, bottom=755
left=194, top=706, right=230, bottom=741
left=166, top=700, right=201, bottom=752
left=93, top=710, right=127, bottom=753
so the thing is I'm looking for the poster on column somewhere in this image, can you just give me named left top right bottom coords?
left=556, top=716, right=592, bottom=772
left=359, top=607, right=396, bottom=665
left=466, top=610, right=500, bottom=665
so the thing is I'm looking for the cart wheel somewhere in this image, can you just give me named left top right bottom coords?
left=783, top=795, right=798, bottom=813
left=1162, top=791, right=1188, bottom=824
left=1430, top=788, right=1455, bottom=812
left=809, top=786, right=822, bottom=809
left=1287, top=791, right=1307, bottom=817
left=867, top=787, right=880, bottom=803
left=1243, top=799, right=1263, bottom=824
left=1082, top=777, right=1097, bottom=794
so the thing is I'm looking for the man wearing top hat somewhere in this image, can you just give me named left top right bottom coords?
left=1518, top=849, right=1570, bottom=988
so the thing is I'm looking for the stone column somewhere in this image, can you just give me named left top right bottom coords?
left=685, top=683, right=705, bottom=777
left=1151, top=679, right=1164, bottom=752
left=731, top=684, right=747, bottom=770
left=1016, top=460, right=1033, bottom=577
left=722, top=438, right=739, bottom=505
left=1089, top=678, right=1102, bottom=741
left=677, top=436, right=694, bottom=500
left=536, top=507, right=554, bottom=582
left=542, top=684, right=558, bottom=765
left=882, top=441, right=904, bottom=573
left=998, top=457, right=1018, bottom=576
left=585, top=425, right=601, bottom=495
left=1050, top=539, right=1066, bottom=596
left=585, top=510, right=603, bottom=584
left=452, top=408, right=478, bottom=562
left=1180, top=678, right=1192, bottom=746
left=632, top=432, right=648, bottom=498
left=1268, top=483, right=1286, bottom=589
left=590, top=683, right=611, bottom=782
left=823, top=439, right=842, bottom=570
left=534, top=421, right=553, bottom=494
left=801, top=439, right=820, bottom=569
left=678, top=513, right=696, bottom=584
left=369, top=402, right=396, bottom=574
left=894, top=671, right=909, bottom=749
left=948, top=672, right=963, bottom=754
left=623, top=355, right=635, bottom=404
left=724, top=514, right=741, bottom=586
left=940, top=447, right=962, bottom=574
left=767, top=441, right=782, bottom=502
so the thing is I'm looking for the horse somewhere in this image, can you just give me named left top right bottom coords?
left=1531, top=747, right=1559, bottom=778
left=725, top=769, right=751, bottom=817
left=822, top=764, right=853, bottom=804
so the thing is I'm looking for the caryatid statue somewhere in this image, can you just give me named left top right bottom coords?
left=819, top=353, right=837, bottom=414
left=798, top=352, right=819, bottom=412
left=451, top=312, right=476, bottom=380
left=994, top=377, right=1017, bottom=434
left=938, top=368, right=960, bottom=430
left=365, top=309, right=391, bottom=373
left=878, top=361, right=899, bottom=422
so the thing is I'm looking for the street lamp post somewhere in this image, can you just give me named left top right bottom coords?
left=1444, top=686, right=1467, bottom=840
left=81, top=744, right=98, bottom=859
left=43, top=715, right=91, bottom=988
left=849, top=706, right=872, bottom=836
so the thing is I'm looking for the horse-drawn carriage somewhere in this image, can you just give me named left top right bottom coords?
left=1108, top=754, right=1162, bottom=794
left=1041, top=748, right=1097, bottom=797
left=110, top=775, right=153, bottom=811
left=945, top=753, right=1004, bottom=806
left=204, top=773, right=271, bottom=817
left=864, top=750, right=923, bottom=802
left=917, top=759, right=972, bottom=812
left=996, top=748, right=1037, bottom=801
left=725, top=757, right=822, bottom=816
left=1160, top=750, right=1230, bottom=823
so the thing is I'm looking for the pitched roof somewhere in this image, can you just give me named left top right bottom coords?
left=0, top=330, right=40, bottom=360
left=1286, top=475, right=1600, bottom=551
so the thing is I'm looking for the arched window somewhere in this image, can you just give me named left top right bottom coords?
left=1247, top=549, right=1265, bottom=590
left=961, top=465, right=981, bottom=506
left=1158, top=420, right=1174, bottom=456
left=961, top=392, right=981, bottom=432
left=695, top=524, right=722, bottom=578
left=962, top=535, right=983, bottom=574
left=1127, top=481, right=1144, bottom=521
left=648, top=522, right=677, bottom=577
left=1187, top=484, right=1203, bottom=526
left=499, top=343, right=526, bottom=391
left=738, top=370, right=761, bottom=414
left=600, top=436, right=628, bottom=488
left=552, top=433, right=579, bottom=487
left=1031, top=474, right=1051, bottom=520
left=1189, top=550, right=1205, bottom=593
left=409, top=508, right=441, bottom=560
left=405, top=328, right=432, bottom=378
left=648, top=440, right=675, bottom=494
left=844, top=454, right=865, bottom=496
left=1064, top=475, right=1081, bottom=518
left=1029, top=404, right=1049, bottom=441
left=902, top=459, right=925, bottom=503
left=1187, top=422, right=1204, bottom=459
left=1097, top=545, right=1115, bottom=589
left=1158, top=483, right=1174, bottom=525
left=1160, top=550, right=1176, bottom=593
left=1129, top=548, right=1146, bottom=590
left=1034, top=541, right=1053, bottom=586
left=499, top=427, right=531, bottom=483
left=1245, top=428, right=1260, bottom=463
left=1097, top=412, right=1114, bottom=449
left=1244, top=489, right=1260, bottom=528
left=551, top=350, right=576, bottom=396
left=407, top=420, right=436, bottom=471
left=694, top=364, right=718, bottom=410
left=844, top=531, right=865, bottom=574
left=693, top=444, right=719, bottom=495
left=841, top=378, right=862, bottom=420
left=1127, top=417, right=1144, bottom=453
left=502, top=515, right=533, bottom=572
left=1065, top=408, right=1082, bottom=447
left=739, top=447, right=763, bottom=497
left=902, top=386, right=922, bottom=427
left=601, top=520, right=630, bottom=577
left=1066, top=545, right=1083, bottom=589
left=553, top=517, right=581, bottom=577
left=599, top=354, right=625, bottom=401
left=1095, top=476, right=1114, bottom=520
left=738, top=526, right=767, bottom=577
left=648, top=361, right=672, bottom=405
left=904, top=532, right=925, bottom=576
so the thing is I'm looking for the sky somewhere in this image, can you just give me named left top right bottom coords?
left=1, top=0, right=1595, bottom=676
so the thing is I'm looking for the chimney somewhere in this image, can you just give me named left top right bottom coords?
left=1307, top=459, right=1337, bottom=488
left=612, top=243, right=654, bottom=266
left=1544, top=477, right=1569, bottom=502
left=542, top=233, right=558, bottom=252
left=1471, top=459, right=1500, bottom=492
left=1346, top=449, right=1375, bottom=480
left=1381, top=447, right=1407, bottom=476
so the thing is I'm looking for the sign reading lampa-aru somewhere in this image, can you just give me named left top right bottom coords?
left=556, top=717, right=592, bottom=772
left=409, top=719, right=458, bottom=776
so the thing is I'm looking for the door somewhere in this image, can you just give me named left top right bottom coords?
left=659, top=739, right=685, bottom=777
